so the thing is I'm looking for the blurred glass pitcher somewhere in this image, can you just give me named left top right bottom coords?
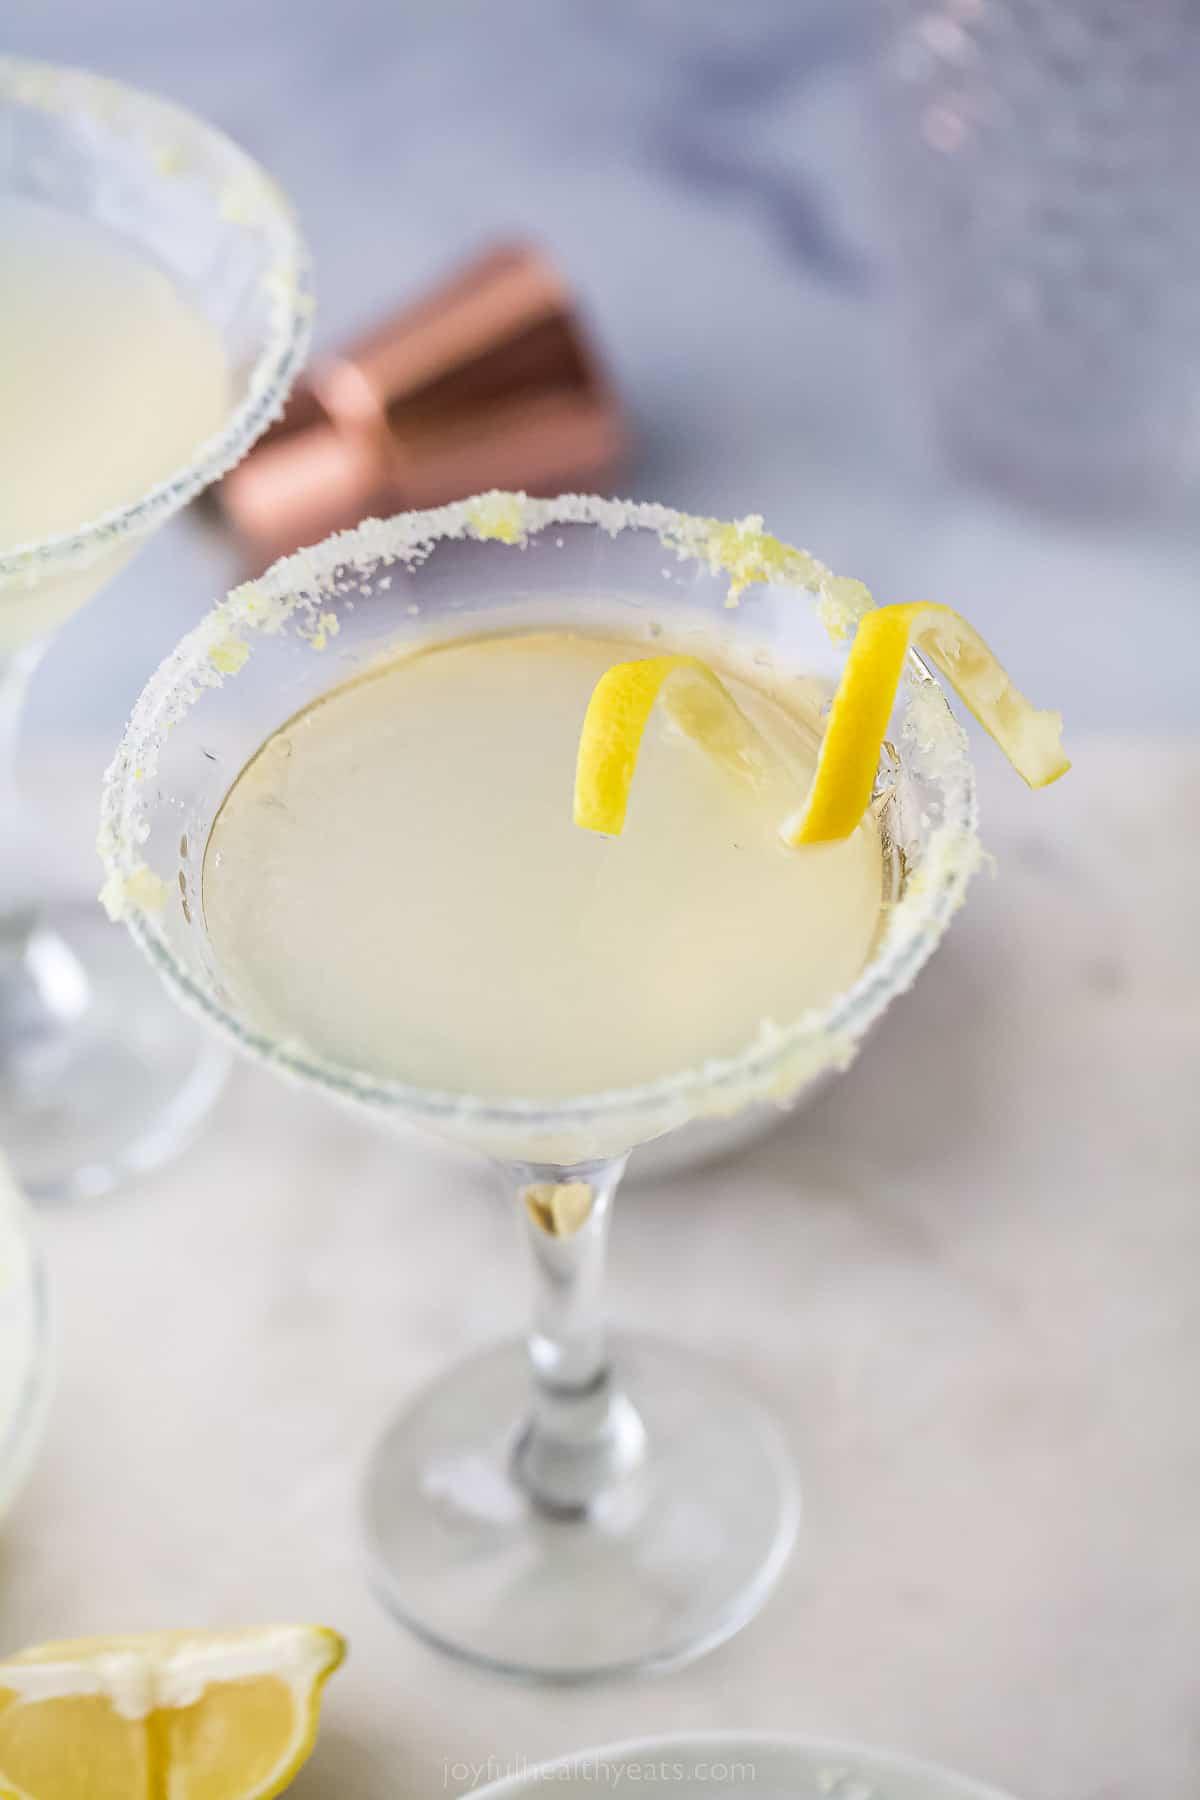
left=872, top=0, right=1200, bottom=510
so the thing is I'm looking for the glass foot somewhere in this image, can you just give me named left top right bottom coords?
left=0, top=900, right=230, bottom=1202
left=361, top=1333, right=800, bottom=1682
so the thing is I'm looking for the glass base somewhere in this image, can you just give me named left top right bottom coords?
left=0, top=900, right=230, bottom=1202
left=361, top=1333, right=800, bottom=1683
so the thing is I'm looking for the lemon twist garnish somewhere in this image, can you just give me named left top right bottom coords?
left=572, top=606, right=1068, bottom=846
left=573, top=654, right=772, bottom=835
left=785, top=602, right=1069, bottom=846
left=0, top=1625, right=343, bottom=1800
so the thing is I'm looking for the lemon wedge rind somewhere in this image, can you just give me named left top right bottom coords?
left=0, top=1624, right=344, bottom=1800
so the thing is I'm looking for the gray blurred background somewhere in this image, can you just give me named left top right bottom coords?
left=9, top=0, right=1200, bottom=878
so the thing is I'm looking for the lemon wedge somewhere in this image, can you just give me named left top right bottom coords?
left=572, top=608, right=1068, bottom=847
left=785, top=602, right=1069, bottom=846
left=0, top=1625, right=343, bottom=1800
left=573, top=653, right=772, bottom=835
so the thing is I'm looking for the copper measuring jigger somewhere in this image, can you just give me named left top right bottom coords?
left=218, top=242, right=630, bottom=568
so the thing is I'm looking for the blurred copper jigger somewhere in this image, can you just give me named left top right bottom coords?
left=218, top=242, right=630, bottom=569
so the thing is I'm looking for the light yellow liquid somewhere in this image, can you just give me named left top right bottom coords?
left=0, top=196, right=232, bottom=642
left=203, top=631, right=885, bottom=1100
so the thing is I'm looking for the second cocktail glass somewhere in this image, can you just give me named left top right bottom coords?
left=100, top=495, right=979, bottom=1680
left=0, top=56, right=311, bottom=1200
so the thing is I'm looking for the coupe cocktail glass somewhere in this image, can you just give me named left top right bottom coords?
left=100, top=495, right=979, bottom=1680
left=0, top=57, right=311, bottom=1200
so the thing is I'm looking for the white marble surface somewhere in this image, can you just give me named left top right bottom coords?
left=3, top=5, right=1200, bottom=1797
left=6, top=740, right=1199, bottom=1800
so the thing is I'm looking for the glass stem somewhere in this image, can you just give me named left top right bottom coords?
left=506, top=1154, right=646, bottom=1517
left=0, top=646, right=45, bottom=925
left=0, top=643, right=88, bottom=1046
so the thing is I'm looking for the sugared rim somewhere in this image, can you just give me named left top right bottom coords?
left=0, top=54, right=312, bottom=589
left=99, top=494, right=980, bottom=1149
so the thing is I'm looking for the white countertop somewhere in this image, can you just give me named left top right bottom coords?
left=7, top=738, right=1199, bottom=1800
left=3, top=4, right=1199, bottom=1795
